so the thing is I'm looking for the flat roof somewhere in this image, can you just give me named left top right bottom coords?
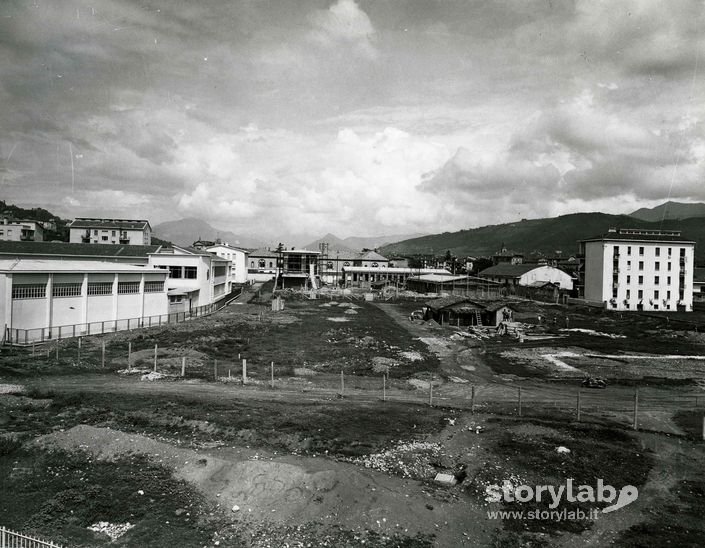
left=581, top=228, right=695, bottom=244
left=0, top=259, right=168, bottom=273
left=69, top=218, right=151, bottom=230
left=343, top=266, right=451, bottom=274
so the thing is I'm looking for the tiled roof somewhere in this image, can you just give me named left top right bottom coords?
left=69, top=218, right=151, bottom=230
left=248, top=248, right=279, bottom=258
left=0, top=240, right=160, bottom=258
left=358, top=250, right=388, bottom=261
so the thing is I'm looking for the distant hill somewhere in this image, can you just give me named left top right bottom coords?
left=304, top=232, right=427, bottom=253
left=153, top=218, right=266, bottom=249
left=0, top=199, right=69, bottom=241
left=629, top=201, right=705, bottom=222
left=380, top=213, right=705, bottom=262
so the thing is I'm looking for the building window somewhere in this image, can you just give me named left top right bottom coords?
left=626, top=289, right=631, bottom=299
left=117, top=281, right=140, bottom=294
left=169, top=295, right=183, bottom=304
left=667, top=276, right=671, bottom=285
left=258, top=259, right=266, bottom=268
left=184, top=267, right=197, bottom=279
left=101, top=235, right=108, bottom=241
left=93, top=230, right=98, bottom=235
left=269, top=261, right=273, bottom=268
left=343, top=261, right=350, bottom=266
left=638, top=276, right=643, bottom=285
left=327, top=261, right=334, bottom=269
left=654, top=290, right=660, bottom=299
left=638, top=261, right=644, bottom=270
left=667, top=290, right=671, bottom=299
left=144, top=281, right=164, bottom=293
left=668, top=262, right=672, bottom=271
left=250, top=261, right=254, bottom=268
left=613, top=246, right=620, bottom=255
left=372, top=262, right=379, bottom=267
left=112, top=230, right=116, bottom=236
left=627, top=246, right=631, bottom=255
left=654, top=276, right=660, bottom=285
left=638, top=289, right=643, bottom=299
left=53, top=283, right=82, bottom=298
left=626, top=275, right=631, bottom=284
left=12, top=284, right=46, bottom=299
left=655, top=262, right=660, bottom=271
left=655, top=248, right=660, bottom=257
left=88, top=282, right=113, bottom=296
left=639, top=247, right=644, bottom=255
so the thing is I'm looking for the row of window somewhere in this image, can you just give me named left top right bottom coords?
left=613, top=246, right=686, bottom=257
left=162, top=266, right=198, bottom=279
left=616, top=260, right=686, bottom=272
left=12, top=281, right=165, bottom=299
left=618, top=275, right=680, bottom=286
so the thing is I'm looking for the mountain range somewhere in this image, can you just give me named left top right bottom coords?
left=303, top=232, right=426, bottom=253
left=629, top=201, right=705, bottom=222
left=380, top=206, right=705, bottom=261
left=152, top=218, right=266, bottom=249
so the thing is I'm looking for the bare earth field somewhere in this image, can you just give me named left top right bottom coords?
left=2, top=293, right=705, bottom=547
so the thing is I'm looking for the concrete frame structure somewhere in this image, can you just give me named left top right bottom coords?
left=69, top=218, right=152, bottom=245
left=342, top=266, right=451, bottom=288
left=580, top=228, right=695, bottom=311
left=0, top=259, right=168, bottom=334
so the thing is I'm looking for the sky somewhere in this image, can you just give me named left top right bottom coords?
left=1, top=0, right=704, bottom=240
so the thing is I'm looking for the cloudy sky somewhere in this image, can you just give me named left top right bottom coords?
left=1, top=0, right=704, bottom=240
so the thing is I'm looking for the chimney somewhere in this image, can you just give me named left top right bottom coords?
left=607, top=227, right=617, bottom=233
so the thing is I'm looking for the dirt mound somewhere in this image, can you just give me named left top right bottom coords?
left=33, top=425, right=480, bottom=538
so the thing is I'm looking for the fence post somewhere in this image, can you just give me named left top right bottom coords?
left=77, top=337, right=81, bottom=364
left=181, top=356, right=186, bottom=377
left=518, top=387, right=522, bottom=417
left=128, top=342, right=132, bottom=370
left=153, top=344, right=158, bottom=372
left=242, top=359, right=247, bottom=384
left=471, top=385, right=475, bottom=414
left=271, top=361, right=274, bottom=388
left=576, top=388, right=581, bottom=422
left=101, top=340, right=106, bottom=368
left=633, top=387, right=639, bottom=430
left=55, top=343, right=59, bottom=362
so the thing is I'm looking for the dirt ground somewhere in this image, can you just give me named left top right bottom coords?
left=2, top=293, right=705, bottom=546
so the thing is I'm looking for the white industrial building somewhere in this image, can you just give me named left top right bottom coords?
left=68, top=218, right=152, bottom=245
left=479, top=264, right=574, bottom=291
left=1, top=259, right=169, bottom=343
left=580, top=228, right=695, bottom=311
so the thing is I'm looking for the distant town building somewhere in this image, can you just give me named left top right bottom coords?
left=68, top=218, right=152, bottom=245
left=0, top=218, right=44, bottom=242
left=580, top=228, right=695, bottom=311
left=247, top=247, right=320, bottom=288
left=492, top=244, right=523, bottom=266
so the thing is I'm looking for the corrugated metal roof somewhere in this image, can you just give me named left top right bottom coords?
left=0, top=258, right=167, bottom=273
left=479, top=264, right=550, bottom=277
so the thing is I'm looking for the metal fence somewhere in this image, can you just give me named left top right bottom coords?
left=4, top=287, right=243, bottom=346
left=0, top=526, right=63, bottom=548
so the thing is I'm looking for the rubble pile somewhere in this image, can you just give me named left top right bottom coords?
left=346, top=440, right=443, bottom=479
left=88, top=521, right=134, bottom=540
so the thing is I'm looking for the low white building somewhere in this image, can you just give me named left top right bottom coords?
left=69, top=218, right=152, bottom=245
left=148, top=246, right=230, bottom=313
left=0, top=219, right=44, bottom=242
left=0, top=259, right=168, bottom=343
left=580, top=228, right=695, bottom=311
left=205, top=243, right=248, bottom=284
left=479, top=264, right=574, bottom=291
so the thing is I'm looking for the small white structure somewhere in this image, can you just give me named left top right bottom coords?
left=580, top=228, right=695, bottom=311
left=69, top=218, right=151, bottom=245
left=479, top=264, right=574, bottom=291
left=0, top=219, right=44, bottom=242
left=0, top=259, right=168, bottom=340
left=205, top=242, right=248, bottom=284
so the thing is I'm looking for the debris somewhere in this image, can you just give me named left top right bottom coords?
left=232, top=505, right=240, bottom=512
left=556, top=446, right=571, bottom=454
left=87, top=521, right=134, bottom=540
left=434, top=473, right=458, bottom=486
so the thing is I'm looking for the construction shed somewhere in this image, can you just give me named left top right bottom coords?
left=423, top=296, right=514, bottom=327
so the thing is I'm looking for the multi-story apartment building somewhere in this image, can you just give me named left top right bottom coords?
left=0, top=218, right=44, bottom=242
left=68, top=218, right=152, bottom=245
left=581, top=228, right=695, bottom=312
